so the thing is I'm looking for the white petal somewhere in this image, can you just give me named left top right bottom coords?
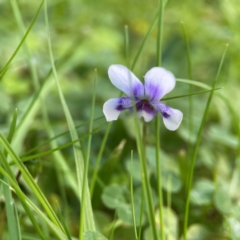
left=103, top=98, right=133, bottom=121
left=144, top=67, right=176, bottom=101
left=137, top=110, right=156, bottom=122
left=108, top=65, right=144, bottom=99
left=152, top=102, right=183, bottom=131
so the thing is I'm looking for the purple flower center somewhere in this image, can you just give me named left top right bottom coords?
left=136, top=99, right=156, bottom=114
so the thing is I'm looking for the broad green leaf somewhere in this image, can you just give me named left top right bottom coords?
left=101, top=184, right=125, bottom=209
left=84, top=231, right=108, bottom=240
left=183, top=224, right=210, bottom=240
left=144, top=207, right=178, bottom=240
left=214, top=187, right=232, bottom=214
left=162, top=171, right=182, bottom=193
left=44, top=0, right=95, bottom=232
left=190, top=179, right=214, bottom=206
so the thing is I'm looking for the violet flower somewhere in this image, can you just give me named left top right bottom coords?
left=103, top=65, right=183, bottom=131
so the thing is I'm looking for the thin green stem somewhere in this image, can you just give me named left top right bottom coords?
left=181, top=23, right=193, bottom=187
left=0, top=0, right=43, bottom=79
left=138, top=190, right=144, bottom=240
left=183, top=44, right=228, bottom=240
left=130, top=151, right=138, bottom=240
left=90, top=122, right=112, bottom=196
left=131, top=12, right=158, bottom=71
left=109, top=210, right=118, bottom=240
left=156, top=0, right=164, bottom=66
left=138, top=122, right=158, bottom=240
left=156, top=0, right=165, bottom=239
left=79, top=70, right=97, bottom=239
left=155, top=116, right=164, bottom=240
left=125, top=25, right=130, bottom=68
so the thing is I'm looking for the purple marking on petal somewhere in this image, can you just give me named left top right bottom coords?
left=115, top=97, right=133, bottom=111
left=146, top=84, right=162, bottom=101
left=162, top=111, right=170, bottom=118
left=133, top=85, right=143, bottom=100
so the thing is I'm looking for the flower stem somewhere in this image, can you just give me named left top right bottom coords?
left=156, top=0, right=165, bottom=239
left=155, top=115, right=164, bottom=240
left=135, top=120, right=158, bottom=240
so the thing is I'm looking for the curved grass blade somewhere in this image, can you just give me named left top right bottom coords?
left=0, top=159, right=47, bottom=240
left=0, top=0, right=43, bottom=80
left=130, top=151, right=138, bottom=240
left=0, top=167, right=68, bottom=240
left=0, top=134, right=65, bottom=233
left=181, top=22, right=194, bottom=171
left=79, top=70, right=97, bottom=239
left=90, top=122, right=112, bottom=196
left=2, top=109, right=20, bottom=240
left=131, top=12, right=158, bottom=71
left=18, top=124, right=105, bottom=164
left=183, top=44, right=228, bottom=240
left=162, top=87, right=222, bottom=101
left=21, top=116, right=104, bottom=157
left=176, top=78, right=213, bottom=89
left=44, top=0, right=95, bottom=231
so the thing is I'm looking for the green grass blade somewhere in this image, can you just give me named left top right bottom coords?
left=2, top=109, right=20, bottom=240
left=0, top=0, right=43, bottom=80
left=44, top=0, right=95, bottom=231
left=3, top=182, right=21, bottom=240
left=176, top=78, right=213, bottom=89
left=181, top=22, right=193, bottom=80
left=0, top=159, right=47, bottom=240
left=156, top=0, right=164, bottom=66
left=125, top=25, right=130, bottom=68
left=90, top=122, right=112, bottom=196
left=108, top=210, right=118, bottom=240
left=17, top=124, right=105, bottom=164
left=0, top=134, right=65, bottom=233
left=79, top=70, right=97, bottom=239
left=0, top=166, right=68, bottom=240
left=181, top=22, right=193, bottom=168
left=138, top=190, right=144, bottom=240
left=21, top=116, right=104, bottom=157
left=134, top=120, right=158, bottom=240
left=183, top=44, right=228, bottom=240
left=130, top=150, right=138, bottom=240
left=131, top=12, right=158, bottom=71
left=6, top=109, right=18, bottom=144
left=156, top=0, right=165, bottom=239
left=162, top=87, right=222, bottom=101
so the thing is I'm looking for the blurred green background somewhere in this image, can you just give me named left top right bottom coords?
left=1, top=0, right=240, bottom=239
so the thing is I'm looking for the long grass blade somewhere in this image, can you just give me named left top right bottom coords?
left=0, top=0, right=43, bottom=80
left=0, top=158, right=47, bottom=240
left=183, top=44, right=228, bottom=240
left=130, top=150, right=138, bottom=240
left=162, top=87, right=222, bottom=101
left=44, top=0, right=95, bottom=231
left=0, top=134, right=65, bottom=232
left=0, top=166, right=68, bottom=240
left=131, top=13, right=158, bottom=71
left=79, top=70, right=97, bottom=239
left=2, top=109, right=21, bottom=240
left=156, top=0, right=165, bottom=239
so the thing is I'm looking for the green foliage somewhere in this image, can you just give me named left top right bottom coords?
left=0, top=0, right=240, bottom=239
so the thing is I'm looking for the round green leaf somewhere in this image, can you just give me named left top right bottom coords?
left=101, top=184, right=125, bottom=209
left=162, top=171, right=182, bottom=193
left=214, top=187, right=232, bottom=214
left=84, top=230, right=108, bottom=240
left=190, top=179, right=214, bottom=205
